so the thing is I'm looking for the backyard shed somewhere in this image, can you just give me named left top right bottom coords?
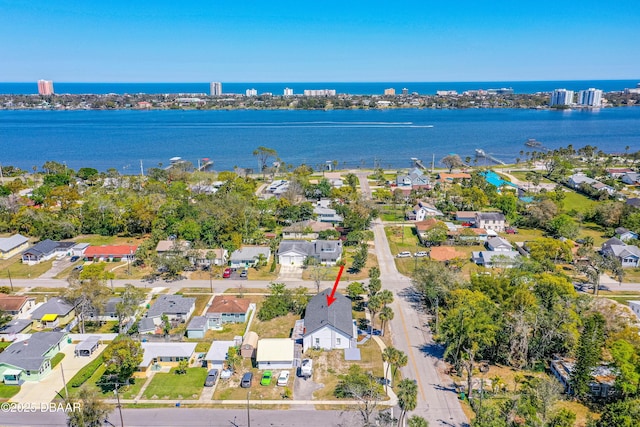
left=241, top=331, right=258, bottom=358
left=186, top=316, right=207, bottom=339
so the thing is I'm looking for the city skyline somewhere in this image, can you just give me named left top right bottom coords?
left=1, top=1, right=639, bottom=82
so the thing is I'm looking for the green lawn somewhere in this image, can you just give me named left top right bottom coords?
left=0, top=258, right=54, bottom=279
left=0, top=341, right=11, bottom=350
left=141, top=367, right=208, bottom=400
left=51, top=352, right=65, bottom=369
left=561, top=190, right=598, bottom=214
left=251, top=313, right=299, bottom=339
left=0, top=383, right=20, bottom=400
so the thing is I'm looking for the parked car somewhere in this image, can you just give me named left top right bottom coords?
left=70, top=255, right=80, bottom=262
left=277, top=371, right=290, bottom=386
left=223, top=268, right=232, bottom=278
left=506, top=227, right=518, bottom=234
left=414, top=251, right=428, bottom=257
left=73, top=265, right=83, bottom=271
left=260, top=370, right=272, bottom=386
left=204, top=369, right=219, bottom=387
left=396, top=251, right=412, bottom=258
left=239, top=269, right=248, bottom=278
left=240, top=372, right=253, bottom=388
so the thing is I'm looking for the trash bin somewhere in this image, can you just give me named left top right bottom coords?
left=175, top=402, right=180, bottom=407
left=67, top=337, right=72, bottom=344
left=459, top=392, right=466, bottom=400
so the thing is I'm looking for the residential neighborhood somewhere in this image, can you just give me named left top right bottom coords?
left=1, top=147, right=640, bottom=427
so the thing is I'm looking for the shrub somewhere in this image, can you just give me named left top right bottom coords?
left=69, top=355, right=104, bottom=388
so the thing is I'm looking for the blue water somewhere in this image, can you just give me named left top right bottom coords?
left=1, top=108, right=638, bottom=172
left=0, top=80, right=638, bottom=95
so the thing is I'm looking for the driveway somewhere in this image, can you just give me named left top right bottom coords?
left=11, top=339, right=106, bottom=404
left=293, top=374, right=323, bottom=401
left=278, top=265, right=303, bottom=280
left=39, top=258, right=74, bottom=279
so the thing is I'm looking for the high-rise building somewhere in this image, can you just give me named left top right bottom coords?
left=384, top=88, right=396, bottom=96
left=303, top=89, right=336, bottom=96
left=37, top=80, right=54, bottom=95
left=283, top=87, right=294, bottom=96
left=210, top=82, right=222, bottom=96
left=402, top=88, right=409, bottom=95
left=246, top=88, right=258, bottom=96
left=549, top=89, right=574, bottom=106
left=578, top=88, right=603, bottom=107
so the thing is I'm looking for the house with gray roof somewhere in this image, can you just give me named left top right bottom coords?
left=472, top=251, right=520, bottom=268
left=486, top=236, right=513, bottom=252
left=303, top=288, right=356, bottom=351
left=396, top=168, right=431, bottom=189
left=0, top=331, right=68, bottom=383
left=0, top=234, right=29, bottom=260
left=229, top=246, right=271, bottom=268
left=475, top=212, right=506, bottom=232
left=0, top=319, right=32, bottom=340
left=138, top=342, right=197, bottom=372
left=313, top=199, right=343, bottom=223
left=30, top=298, right=75, bottom=329
left=277, top=240, right=343, bottom=266
left=186, top=316, right=207, bottom=339
left=601, top=242, right=640, bottom=268
left=146, top=294, right=195, bottom=325
left=87, top=297, right=121, bottom=322
left=615, top=227, right=639, bottom=242
left=21, top=239, right=75, bottom=265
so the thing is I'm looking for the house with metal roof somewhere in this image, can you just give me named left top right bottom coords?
left=0, top=331, right=68, bottom=383
left=303, top=288, right=356, bottom=351
left=256, top=338, right=295, bottom=370
left=486, top=237, right=513, bottom=252
left=30, top=298, right=75, bottom=329
left=0, top=234, right=29, bottom=259
left=204, top=340, right=239, bottom=370
left=146, top=294, right=195, bottom=325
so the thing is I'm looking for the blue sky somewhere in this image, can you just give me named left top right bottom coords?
left=1, top=0, right=638, bottom=82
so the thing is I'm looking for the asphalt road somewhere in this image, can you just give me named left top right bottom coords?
left=0, top=408, right=351, bottom=427
left=371, top=219, right=469, bottom=427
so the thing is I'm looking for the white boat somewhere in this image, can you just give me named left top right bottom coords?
left=475, top=149, right=486, bottom=157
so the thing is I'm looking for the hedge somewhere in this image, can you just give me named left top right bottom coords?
left=69, top=355, right=104, bottom=388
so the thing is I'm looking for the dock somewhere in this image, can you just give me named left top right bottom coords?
left=411, top=157, right=427, bottom=170
left=197, top=158, right=214, bottom=172
left=475, top=149, right=506, bottom=165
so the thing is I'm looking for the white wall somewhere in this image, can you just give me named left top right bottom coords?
left=303, top=325, right=351, bottom=352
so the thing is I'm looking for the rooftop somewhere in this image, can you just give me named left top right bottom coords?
left=207, top=296, right=250, bottom=314
left=304, top=288, right=354, bottom=338
left=256, top=338, right=295, bottom=362
left=0, top=293, right=30, bottom=312
left=139, top=342, right=197, bottom=367
left=0, top=234, right=28, bottom=252
left=147, top=294, right=196, bottom=318
left=0, top=332, right=66, bottom=371
left=31, top=298, right=74, bottom=320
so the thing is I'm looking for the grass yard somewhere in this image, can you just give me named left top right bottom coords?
left=74, top=234, right=148, bottom=247
left=0, top=341, right=11, bottom=350
left=251, top=313, right=299, bottom=339
left=554, top=400, right=597, bottom=427
left=0, top=257, right=54, bottom=279
left=301, top=252, right=378, bottom=282
left=0, top=383, right=20, bottom=400
left=619, top=267, right=640, bottom=283
left=602, top=293, right=640, bottom=306
left=205, top=322, right=248, bottom=341
left=120, top=378, right=145, bottom=399
left=51, top=352, right=65, bottom=368
left=312, top=340, right=384, bottom=400
left=141, top=367, right=208, bottom=400
left=72, top=321, right=118, bottom=334
left=501, top=228, right=544, bottom=244
left=561, top=190, right=598, bottom=214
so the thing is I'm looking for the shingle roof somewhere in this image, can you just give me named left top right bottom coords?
left=22, top=239, right=60, bottom=257
left=207, top=296, right=250, bottom=315
left=187, top=316, right=207, bottom=330
left=304, top=288, right=354, bottom=338
left=0, top=234, right=28, bottom=253
left=31, top=299, right=74, bottom=320
left=138, top=317, right=156, bottom=332
left=0, top=319, right=32, bottom=335
left=147, top=294, right=195, bottom=318
left=205, top=340, right=237, bottom=362
left=230, top=246, right=271, bottom=261
left=476, top=212, right=506, bottom=221
left=0, top=332, right=66, bottom=371
left=487, top=237, right=512, bottom=249
left=0, top=294, right=29, bottom=312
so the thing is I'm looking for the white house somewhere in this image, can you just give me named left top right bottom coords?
left=406, top=200, right=443, bottom=221
left=602, top=242, right=640, bottom=268
left=277, top=240, right=343, bottom=266
left=229, top=246, right=271, bottom=268
left=615, top=227, right=639, bottom=242
left=303, top=289, right=357, bottom=352
left=205, top=340, right=240, bottom=370
left=486, top=237, right=513, bottom=252
left=475, top=212, right=506, bottom=232
left=256, top=338, right=295, bottom=370
left=146, top=294, right=196, bottom=325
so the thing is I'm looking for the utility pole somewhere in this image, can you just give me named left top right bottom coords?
left=7, top=268, right=13, bottom=292
left=60, top=363, right=69, bottom=398
left=114, top=383, right=125, bottom=427
left=246, top=391, right=251, bottom=427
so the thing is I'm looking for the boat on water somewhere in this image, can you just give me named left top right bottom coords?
left=475, top=148, right=486, bottom=157
left=525, top=138, right=542, bottom=147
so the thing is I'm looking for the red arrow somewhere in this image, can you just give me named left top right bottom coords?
left=326, top=265, right=345, bottom=307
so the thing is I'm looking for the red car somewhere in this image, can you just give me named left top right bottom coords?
left=222, top=268, right=232, bottom=278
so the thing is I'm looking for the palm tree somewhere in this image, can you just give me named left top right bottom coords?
left=367, top=294, right=383, bottom=334
left=396, top=379, right=418, bottom=427
left=393, top=351, right=408, bottom=379
left=382, top=347, right=397, bottom=392
left=379, top=306, right=394, bottom=336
